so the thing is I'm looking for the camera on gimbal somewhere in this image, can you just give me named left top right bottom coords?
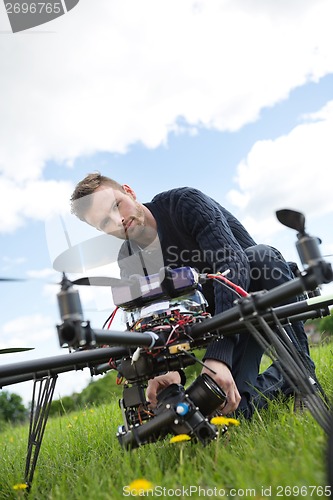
left=117, top=373, right=227, bottom=449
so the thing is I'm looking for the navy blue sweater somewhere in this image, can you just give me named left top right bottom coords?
left=119, top=187, right=256, bottom=368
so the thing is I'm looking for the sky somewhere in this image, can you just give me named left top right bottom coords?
left=1, top=0, right=333, bottom=406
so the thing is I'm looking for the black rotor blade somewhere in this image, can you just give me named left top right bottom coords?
left=0, top=277, right=25, bottom=282
left=276, top=209, right=306, bottom=233
left=0, top=347, right=35, bottom=354
left=71, top=276, right=130, bottom=287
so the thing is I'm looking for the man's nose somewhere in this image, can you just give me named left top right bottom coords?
left=111, top=212, right=125, bottom=230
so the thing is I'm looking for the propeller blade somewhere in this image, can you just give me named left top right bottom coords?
left=72, top=276, right=130, bottom=287
left=276, top=209, right=306, bottom=234
left=52, top=233, right=123, bottom=273
left=0, top=277, right=25, bottom=282
left=0, top=347, right=35, bottom=354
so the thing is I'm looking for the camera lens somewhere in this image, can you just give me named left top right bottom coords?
left=186, top=373, right=226, bottom=416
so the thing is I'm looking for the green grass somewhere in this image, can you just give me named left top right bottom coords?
left=1, top=343, right=332, bottom=500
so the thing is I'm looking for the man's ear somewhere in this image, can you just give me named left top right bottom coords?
left=122, top=184, right=136, bottom=199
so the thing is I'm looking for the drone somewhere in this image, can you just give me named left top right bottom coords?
left=1, top=209, right=333, bottom=491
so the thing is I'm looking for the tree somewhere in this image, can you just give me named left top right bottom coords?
left=319, top=310, right=333, bottom=336
left=49, top=371, right=124, bottom=416
left=49, top=394, right=79, bottom=416
left=0, top=391, right=27, bottom=424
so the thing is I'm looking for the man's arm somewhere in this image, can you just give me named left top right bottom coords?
left=172, top=188, right=251, bottom=367
left=146, top=361, right=241, bottom=414
left=146, top=359, right=241, bottom=415
left=201, top=359, right=241, bottom=414
left=173, top=188, right=250, bottom=312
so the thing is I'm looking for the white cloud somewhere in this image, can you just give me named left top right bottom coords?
left=1, top=256, right=27, bottom=273
left=1, top=0, right=333, bottom=182
left=0, top=178, right=74, bottom=233
left=227, top=99, right=333, bottom=240
left=0, top=0, right=332, bottom=236
left=1, top=313, right=55, bottom=346
left=26, top=267, right=59, bottom=279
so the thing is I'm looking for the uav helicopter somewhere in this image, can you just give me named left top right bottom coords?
left=1, top=209, right=333, bottom=492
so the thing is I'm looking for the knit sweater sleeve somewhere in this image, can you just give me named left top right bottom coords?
left=170, top=188, right=251, bottom=368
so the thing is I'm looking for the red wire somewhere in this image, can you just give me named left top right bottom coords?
left=207, top=273, right=249, bottom=297
left=106, top=307, right=119, bottom=329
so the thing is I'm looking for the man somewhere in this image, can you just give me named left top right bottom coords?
left=70, top=172, right=315, bottom=417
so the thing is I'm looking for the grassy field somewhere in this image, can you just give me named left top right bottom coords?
left=0, top=343, right=332, bottom=500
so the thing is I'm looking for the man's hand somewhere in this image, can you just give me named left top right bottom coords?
left=146, top=372, right=181, bottom=407
left=201, top=359, right=241, bottom=415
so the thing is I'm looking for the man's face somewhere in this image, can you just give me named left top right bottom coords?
left=83, top=185, right=146, bottom=240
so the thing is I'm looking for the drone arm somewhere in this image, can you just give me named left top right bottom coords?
left=190, top=262, right=332, bottom=339
left=201, top=294, right=332, bottom=339
left=58, top=320, right=162, bottom=350
left=0, top=346, right=128, bottom=388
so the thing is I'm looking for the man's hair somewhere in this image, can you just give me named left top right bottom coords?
left=70, top=172, right=125, bottom=221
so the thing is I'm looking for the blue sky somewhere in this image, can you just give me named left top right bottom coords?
left=1, top=0, right=333, bottom=404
